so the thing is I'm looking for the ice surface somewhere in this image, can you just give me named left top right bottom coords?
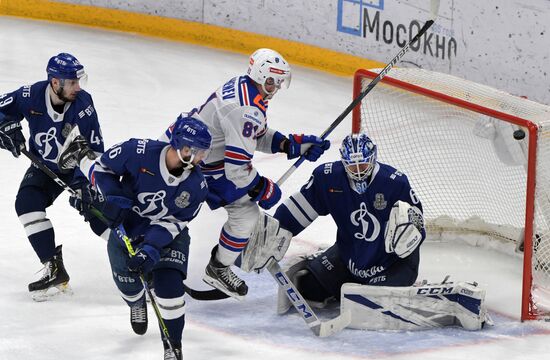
left=1, top=16, right=549, bottom=360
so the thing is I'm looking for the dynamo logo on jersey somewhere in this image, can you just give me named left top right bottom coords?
left=350, top=202, right=380, bottom=242
left=132, top=191, right=169, bottom=221
left=35, top=127, right=64, bottom=163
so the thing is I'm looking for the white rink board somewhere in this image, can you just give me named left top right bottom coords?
left=1, top=17, right=550, bottom=360
left=55, top=0, right=550, bottom=105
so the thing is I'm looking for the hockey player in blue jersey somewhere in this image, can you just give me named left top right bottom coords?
left=272, top=133, right=426, bottom=309
left=58, top=116, right=212, bottom=360
left=0, top=53, right=106, bottom=300
left=160, top=48, right=330, bottom=299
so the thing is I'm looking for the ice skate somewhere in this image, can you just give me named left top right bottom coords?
left=130, top=294, right=148, bottom=335
left=28, top=245, right=72, bottom=302
left=203, top=253, right=248, bottom=300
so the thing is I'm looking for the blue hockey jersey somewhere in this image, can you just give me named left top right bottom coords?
left=0, top=80, right=104, bottom=174
left=274, top=161, right=425, bottom=284
left=87, top=139, right=208, bottom=250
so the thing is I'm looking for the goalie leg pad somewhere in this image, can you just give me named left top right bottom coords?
left=277, top=245, right=351, bottom=314
left=304, top=244, right=353, bottom=298
left=341, top=281, right=489, bottom=331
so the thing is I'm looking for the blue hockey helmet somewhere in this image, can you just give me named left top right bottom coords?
left=46, top=53, right=86, bottom=80
left=170, top=115, right=212, bottom=151
left=340, top=133, right=377, bottom=192
left=170, top=115, right=212, bottom=168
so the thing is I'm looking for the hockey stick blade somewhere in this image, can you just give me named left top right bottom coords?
left=183, top=284, right=230, bottom=301
left=267, top=260, right=351, bottom=337
left=316, top=310, right=352, bottom=337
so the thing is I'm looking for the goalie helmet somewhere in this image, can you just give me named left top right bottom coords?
left=46, top=53, right=86, bottom=80
left=247, top=48, right=291, bottom=99
left=170, top=115, right=212, bottom=168
left=340, top=133, right=377, bottom=194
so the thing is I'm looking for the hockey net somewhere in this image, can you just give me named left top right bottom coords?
left=353, top=68, right=550, bottom=321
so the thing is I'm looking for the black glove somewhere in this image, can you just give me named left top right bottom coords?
left=100, top=195, right=133, bottom=228
left=0, top=120, right=25, bottom=157
left=69, top=182, right=105, bottom=222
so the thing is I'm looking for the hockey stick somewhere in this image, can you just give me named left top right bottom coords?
left=266, top=259, right=351, bottom=337
left=268, top=0, right=441, bottom=336
left=20, top=148, right=229, bottom=301
left=276, top=0, right=441, bottom=185
left=113, top=225, right=177, bottom=355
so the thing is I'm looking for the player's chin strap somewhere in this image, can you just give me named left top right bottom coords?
left=176, top=150, right=195, bottom=170
left=20, top=147, right=229, bottom=302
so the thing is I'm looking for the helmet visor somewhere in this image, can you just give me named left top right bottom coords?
left=267, top=67, right=291, bottom=89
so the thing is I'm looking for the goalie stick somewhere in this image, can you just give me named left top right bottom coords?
left=266, top=259, right=351, bottom=337
left=269, top=0, right=441, bottom=336
left=20, top=147, right=229, bottom=301
left=277, top=0, right=441, bottom=185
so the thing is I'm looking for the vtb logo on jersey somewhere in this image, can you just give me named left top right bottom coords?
left=133, top=191, right=168, bottom=221
left=350, top=202, right=380, bottom=242
left=35, top=127, right=63, bottom=162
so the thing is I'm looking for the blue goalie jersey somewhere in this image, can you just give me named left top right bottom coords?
left=89, top=139, right=208, bottom=249
left=274, top=161, right=425, bottom=284
left=0, top=80, right=104, bottom=173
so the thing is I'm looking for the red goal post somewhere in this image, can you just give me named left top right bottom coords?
left=352, top=68, right=550, bottom=321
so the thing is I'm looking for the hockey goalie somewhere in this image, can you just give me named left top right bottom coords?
left=241, top=133, right=491, bottom=331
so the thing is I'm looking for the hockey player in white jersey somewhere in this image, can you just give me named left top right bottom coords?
left=161, top=48, right=330, bottom=299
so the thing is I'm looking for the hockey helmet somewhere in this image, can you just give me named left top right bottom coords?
left=247, top=48, right=291, bottom=98
left=340, top=133, right=377, bottom=192
left=170, top=115, right=212, bottom=168
left=46, top=53, right=86, bottom=81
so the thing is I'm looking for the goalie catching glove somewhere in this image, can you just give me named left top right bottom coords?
left=384, top=200, right=425, bottom=258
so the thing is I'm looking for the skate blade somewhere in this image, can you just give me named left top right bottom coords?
left=31, top=282, right=73, bottom=302
left=202, top=276, right=245, bottom=301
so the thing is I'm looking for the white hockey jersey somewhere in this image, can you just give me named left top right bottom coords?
left=161, top=75, right=283, bottom=206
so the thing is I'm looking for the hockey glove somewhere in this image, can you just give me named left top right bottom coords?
left=248, top=176, right=282, bottom=210
left=0, top=119, right=25, bottom=157
left=127, top=244, right=160, bottom=274
left=100, top=195, right=133, bottom=228
left=284, top=134, right=330, bottom=162
left=69, top=181, right=105, bottom=222
left=57, top=129, right=97, bottom=174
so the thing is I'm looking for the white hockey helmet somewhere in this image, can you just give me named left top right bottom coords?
left=247, top=48, right=291, bottom=98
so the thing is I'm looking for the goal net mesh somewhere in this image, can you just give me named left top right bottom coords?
left=354, top=68, right=550, bottom=319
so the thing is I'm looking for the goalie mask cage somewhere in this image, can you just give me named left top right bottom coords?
left=352, top=68, right=550, bottom=321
